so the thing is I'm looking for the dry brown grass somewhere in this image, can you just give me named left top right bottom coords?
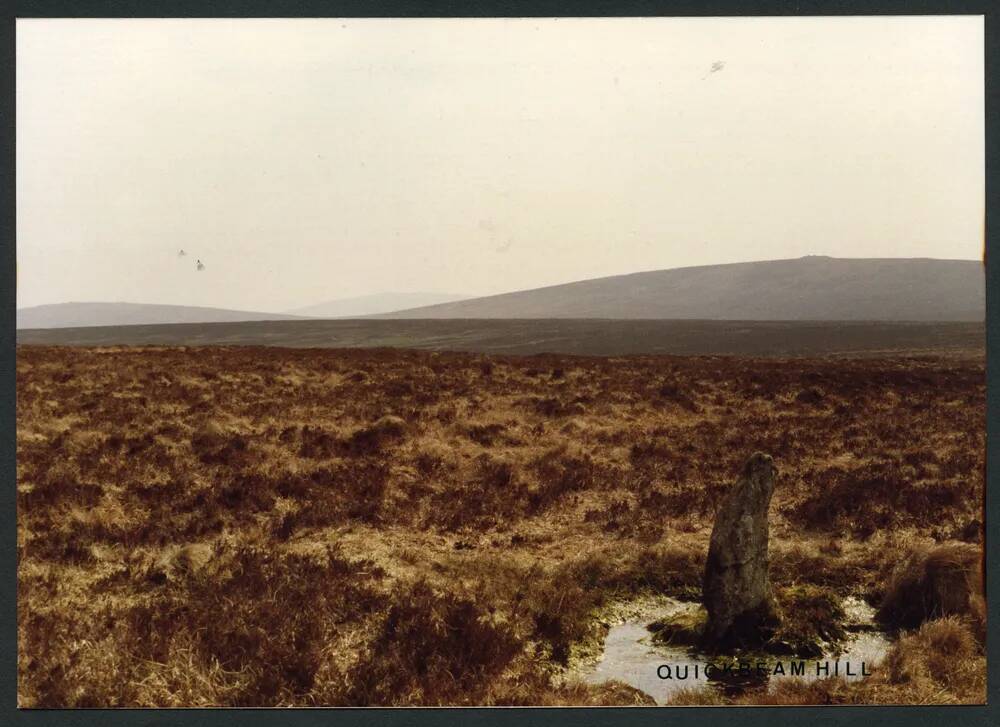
left=16, top=345, right=985, bottom=706
left=877, top=543, right=985, bottom=637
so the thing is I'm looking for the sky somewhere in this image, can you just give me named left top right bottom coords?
left=17, top=17, right=984, bottom=312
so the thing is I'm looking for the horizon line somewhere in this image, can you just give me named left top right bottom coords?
left=17, top=254, right=984, bottom=314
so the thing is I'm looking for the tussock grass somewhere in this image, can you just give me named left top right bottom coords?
left=877, top=543, right=984, bottom=635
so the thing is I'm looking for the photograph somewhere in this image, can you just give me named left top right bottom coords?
left=14, top=15, right=987, bottom=707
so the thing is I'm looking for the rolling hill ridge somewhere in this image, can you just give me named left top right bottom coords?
left=372, top=257, right=984, bottom=321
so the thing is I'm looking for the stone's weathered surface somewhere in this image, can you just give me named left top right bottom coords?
left=702, top=452, right=779, bottom=650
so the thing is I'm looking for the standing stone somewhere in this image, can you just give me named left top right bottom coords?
left=702, top=452, right=779, bottom=650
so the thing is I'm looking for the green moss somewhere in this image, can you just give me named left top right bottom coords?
left=647, top=605, right=707, bottom=647
left=766, top=585, right=848, bottom=658
left=674, top=585, right=702, bottom=602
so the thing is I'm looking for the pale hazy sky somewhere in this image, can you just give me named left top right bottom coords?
left=17, top=17, right=984, bottom=312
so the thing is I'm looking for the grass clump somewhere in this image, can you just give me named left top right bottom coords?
left=877, top=542, right=984, bottom=634
left=647, top=604, right=706, bottom=647
left=768, top=585, right=847, bottom=657
left=344, top=579, right=521, bottom=706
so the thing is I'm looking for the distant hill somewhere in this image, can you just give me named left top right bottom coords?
left=373, top=257, right=984, bottom=321
left=17, top=302, right=306, bottom=329
left=287, top=292, right=470, bottom=318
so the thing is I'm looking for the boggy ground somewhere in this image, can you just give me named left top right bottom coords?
left=16, top=345, right=985, bottom=706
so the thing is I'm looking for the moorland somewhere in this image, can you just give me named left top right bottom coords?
left=16, top=343, right=985, bottom=706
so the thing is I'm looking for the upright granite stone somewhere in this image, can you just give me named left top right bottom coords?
left=702, top=452, right=779, bottom=650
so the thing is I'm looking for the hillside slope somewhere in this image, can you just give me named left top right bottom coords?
left=287, top=292, right=469, bottom=318
left=373, top=257, right=984, bottom=321
left=17, top=302, right=306, bottom=329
